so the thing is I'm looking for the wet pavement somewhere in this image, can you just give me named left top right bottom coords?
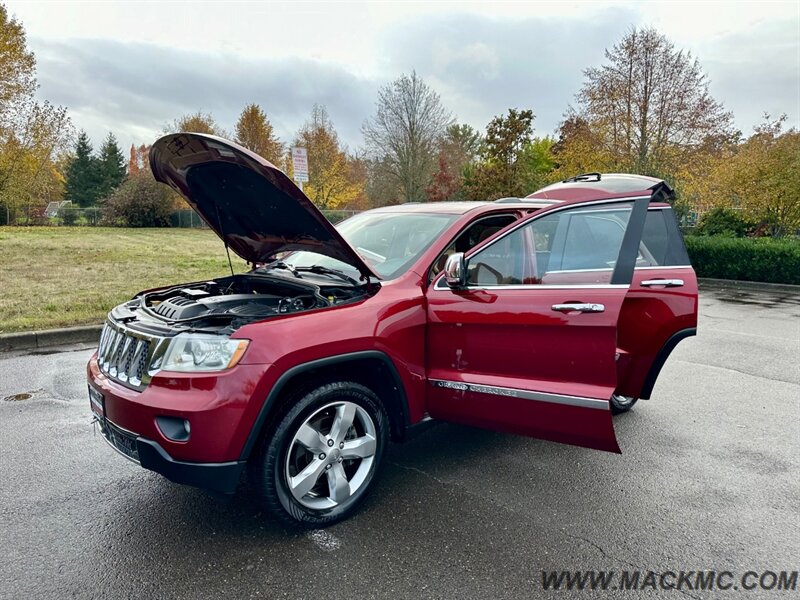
left=1, top=282, right=798, bottom=599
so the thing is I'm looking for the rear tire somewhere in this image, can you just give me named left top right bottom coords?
left=253, top=381, right=388, bottom=527
left=610, top=393, right=638, bottom=414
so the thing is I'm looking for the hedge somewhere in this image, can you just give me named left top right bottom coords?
left=685, top=236, right=800, bottom=285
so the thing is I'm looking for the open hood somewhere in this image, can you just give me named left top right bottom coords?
left=149, top=133, right=378, bottom=280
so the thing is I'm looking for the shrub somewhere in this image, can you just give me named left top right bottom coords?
left=685, top=236, right=800, bottom=284
left=696, top=207, right=753, bottom=237
left=59, top=208, right=79, bottom=225
left=102, top=176, right=175, bottom=227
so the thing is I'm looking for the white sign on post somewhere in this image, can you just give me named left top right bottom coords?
left=291, top=147, right=309, bottom=184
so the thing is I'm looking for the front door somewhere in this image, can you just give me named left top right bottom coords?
left=425, top=197, right=649, bottom=453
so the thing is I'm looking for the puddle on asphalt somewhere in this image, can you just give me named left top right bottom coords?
left=2, top=388, right=44, bottom=402
left=700, top=285, right=800, bottom=308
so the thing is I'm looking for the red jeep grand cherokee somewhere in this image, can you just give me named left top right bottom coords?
left=87, top=133, right=697, bottom=525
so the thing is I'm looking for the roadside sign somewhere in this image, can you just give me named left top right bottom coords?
left=291, top=147, right=309, bottom=183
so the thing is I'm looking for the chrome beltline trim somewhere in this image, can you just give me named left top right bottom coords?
left=432, top=278, right=629, bottom=291
left=634, top=265, right=693, bottom=270
left=428, top=378, right=610, bottom=410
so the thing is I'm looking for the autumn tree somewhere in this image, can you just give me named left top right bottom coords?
left=0, top=100, right=71, bottom=221
left=345, top=152, right=371, bottom=210
left=551, top=115, right=614, bottom=177
left=516, top=137, right=556, bottom=192
left=573, top=27, right=736, bottom=175
left=293, top=104, right=362, bottom=210
left=169, top=111, right=226, bottom=136
left=364, top=155, right=402, bottom=207
left=0, top=5, right=35, bottom=135
left=363, top=71, right=453, bottom=201
left=0, top=6, right=71, bottom=223
left=128, top=144, right=139, bottom=176
left=234, top=103, right=284, bottom=165
left=466, top=109, right=552, bottom=199
left=426, top=124, right=481, bottom=201
left=128, top=144, right=150, bottom=175
left=707, top=115, right=800, bottom=236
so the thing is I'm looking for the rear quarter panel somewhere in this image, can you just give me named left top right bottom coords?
left=615, top=266, right=698, bottom=399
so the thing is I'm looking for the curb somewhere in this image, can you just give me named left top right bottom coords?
left=0, top=276, right=796, bottom=352
left=0, top=325, right=102, bottom=352
left=698, top=278, right=800, bottom=294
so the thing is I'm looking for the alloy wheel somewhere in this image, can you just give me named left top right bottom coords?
left=284, top=400, right=377, bottom=510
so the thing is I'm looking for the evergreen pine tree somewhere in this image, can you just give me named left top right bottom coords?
left=96, top=133, right=127, bottom=200
left=64, top=131, right=101, bottom=207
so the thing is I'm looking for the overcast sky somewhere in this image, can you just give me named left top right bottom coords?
left=6, top=0, right=800, bottom=154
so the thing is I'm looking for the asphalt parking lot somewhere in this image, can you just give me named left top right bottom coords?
left=1, top=282, right=798, bottom=599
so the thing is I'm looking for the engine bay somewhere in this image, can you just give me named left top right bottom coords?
left=119, top=273, right=372, bottom=333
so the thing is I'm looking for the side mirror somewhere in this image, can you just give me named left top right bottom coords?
left=444, top=252, right=467, bottom=288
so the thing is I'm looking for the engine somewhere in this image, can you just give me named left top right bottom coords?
left=132, top=273, right=368, bottom=332
left=151, top=289, right=314, bottom=321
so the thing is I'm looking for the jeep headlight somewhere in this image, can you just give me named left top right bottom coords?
left=160, top=333, right=249, bottom=372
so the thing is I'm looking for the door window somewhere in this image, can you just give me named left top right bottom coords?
left=639, top=209, right=691, bottom=266
left=431, top=214, right=518, bottom=276
left=466, top=202, right=636, bottom=286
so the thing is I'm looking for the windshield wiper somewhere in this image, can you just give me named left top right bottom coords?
left=296, top=265, right=360, bottom=286
left=261, top=261, right=302, bottom=278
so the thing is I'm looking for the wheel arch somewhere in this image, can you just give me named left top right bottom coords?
left=240, top=351, right=410, bottom=460
left=639, top=327, right=697, bottom=399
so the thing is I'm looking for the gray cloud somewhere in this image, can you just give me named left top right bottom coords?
left=700, top=19, right=800, bottom=133
left=379, top=8, right=641, bottom=136
left=27, top=8, right=799, bottom=154
left=31, top=38, right=378, bottom=151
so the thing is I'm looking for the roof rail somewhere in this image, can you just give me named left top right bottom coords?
left=494, top=197, right=523, bottom=203
left=562, top=172, right=601, bottom=183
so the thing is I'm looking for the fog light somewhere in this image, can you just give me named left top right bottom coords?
left=156, top=416, right=191, bottom=442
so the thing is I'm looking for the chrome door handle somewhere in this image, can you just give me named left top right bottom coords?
left=640, top=279, right=684, bottom=288
left=551, top=303, right=605, bottom=313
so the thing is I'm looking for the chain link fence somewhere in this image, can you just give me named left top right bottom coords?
left=1, top=206, right=360, bottom=227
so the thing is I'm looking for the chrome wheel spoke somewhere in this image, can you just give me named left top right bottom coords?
left=285, top=399, right=377, bottom=510
left=289, top=458, right=327, bottom=500
left=295, top=423, right=327, bottom=453
left=341, top=434, right=376, bottom=459
left=330, top=403, right=356, bottom=444
left=327, top=462, right=351, bottom=504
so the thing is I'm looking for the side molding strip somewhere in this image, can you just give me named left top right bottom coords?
left=429, top=379, right=610, bottom=410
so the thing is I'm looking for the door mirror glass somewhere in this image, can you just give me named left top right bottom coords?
left=444, top=252, right=466, bottom=288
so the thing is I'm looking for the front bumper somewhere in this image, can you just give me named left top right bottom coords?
left=87, top=352, right=274, bottom=493
left=94, top=413, right=244, bottom=494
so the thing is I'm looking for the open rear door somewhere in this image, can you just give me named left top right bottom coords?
left=425, top=197, right=649, bottom=453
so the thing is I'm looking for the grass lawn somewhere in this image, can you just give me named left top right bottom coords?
left=0, top=227, right=249, bottom=334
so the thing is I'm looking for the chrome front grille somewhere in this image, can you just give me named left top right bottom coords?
left=97, top=322, right=162, bottom=390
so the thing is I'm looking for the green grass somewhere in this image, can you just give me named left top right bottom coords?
left=0, top=227, right=248, bottom=334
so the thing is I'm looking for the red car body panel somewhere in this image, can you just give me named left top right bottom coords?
left=615, top=266, right=698, bottom=398
left=87, top=161, right=698, bottom=494
left=426, top=285, right=629, bottom=452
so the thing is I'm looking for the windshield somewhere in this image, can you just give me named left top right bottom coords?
left=282, top=211, right=457, bottom=280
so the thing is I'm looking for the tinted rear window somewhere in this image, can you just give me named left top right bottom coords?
left=641, top=209, right=691, bottom=266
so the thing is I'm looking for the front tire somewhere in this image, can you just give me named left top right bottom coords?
left=254, top=381, right=388, bottom=526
